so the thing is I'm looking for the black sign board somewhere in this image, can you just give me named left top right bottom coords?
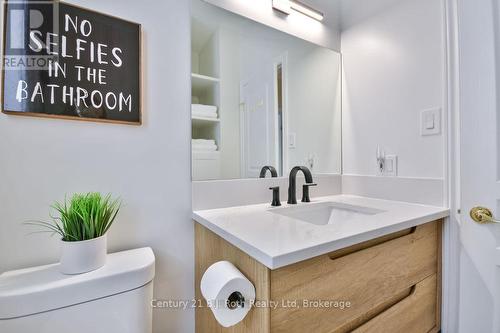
left=2, top=1, right=141, bottom=124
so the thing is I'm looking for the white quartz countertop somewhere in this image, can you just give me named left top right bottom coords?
left=192, top=195, right=449, bottom=269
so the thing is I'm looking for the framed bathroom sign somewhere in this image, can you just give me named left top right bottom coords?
left=1, top=1, right=142, bottom=125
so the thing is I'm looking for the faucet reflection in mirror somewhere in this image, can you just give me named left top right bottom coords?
left=191, top=0, right=341, bottom=181
left=260, top=166, right=278, bottom=178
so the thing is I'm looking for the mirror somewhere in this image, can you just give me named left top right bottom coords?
left=191, top=1, right=341, bottom=181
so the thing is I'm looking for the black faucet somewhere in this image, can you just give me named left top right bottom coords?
left=287, top=166, right=317, bottom=204
left=259, top=166, right=278, bottom=178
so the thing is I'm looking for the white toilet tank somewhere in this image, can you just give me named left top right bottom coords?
left=0, top=247, right=155, bottom=333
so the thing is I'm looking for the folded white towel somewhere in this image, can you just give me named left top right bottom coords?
left=192, top=104, right=218, bottom=113
left=192, top=112, right=218, bottom=119
left=192, top=104, right=218, bottom=118
left=192, top=145, right=218, bottom=152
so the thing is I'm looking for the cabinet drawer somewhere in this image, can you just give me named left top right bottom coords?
left=352, top=274, right=438, bottom=333
left=270, top=221, right=440, bottom=333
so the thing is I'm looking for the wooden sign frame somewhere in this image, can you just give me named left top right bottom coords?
left=1, top=1, right=142, bottom=125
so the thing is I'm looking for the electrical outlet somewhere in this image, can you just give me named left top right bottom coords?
left=384, top=155, right=398, bottom=176
left=375, top=146, right=397, bottom=176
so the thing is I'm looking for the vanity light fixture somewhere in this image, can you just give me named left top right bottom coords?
left=272, top=0, right=292, bottom=15
left=272, top=0, right=324, bottom=21
left=290, top=1, right=324, bottom=21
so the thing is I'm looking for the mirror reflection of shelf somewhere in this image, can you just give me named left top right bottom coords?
left=191, top=102, right=220, bottom=150
left=192, top=116, right=220, bottom=124
left=192, top=18, right=222, bottom=180
left=191, top=73, right=219, bottom=96
left=192, top=151, right=220, bottom=157
left=192, top=150, right=221, bottom=181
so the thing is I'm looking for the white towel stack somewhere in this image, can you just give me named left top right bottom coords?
left=192, top=104, right=218, bottom=119
left=192, top=139, right=218, bottom=152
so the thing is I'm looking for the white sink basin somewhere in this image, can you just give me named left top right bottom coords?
left=270, top=202, right=385, bottom=225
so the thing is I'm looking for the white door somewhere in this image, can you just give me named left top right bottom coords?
left=457, top=0, right=500, bottom=331
left=240, top=79, right=271, bottom=178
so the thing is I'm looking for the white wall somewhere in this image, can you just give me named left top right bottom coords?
left=0, top=1, right=193, bottom=333
left=341, top=0, right=445, bottom=179
left=340, top=0, right=404, bottom=30
left=203, top=0, right=341, bottom=51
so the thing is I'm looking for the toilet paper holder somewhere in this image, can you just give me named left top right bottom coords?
left=227, top=291, right=245, bottom=310
left=200, top=260, right=255, bottom=327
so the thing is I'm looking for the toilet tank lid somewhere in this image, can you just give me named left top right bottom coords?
left=0, top=247, right=155, bottom=320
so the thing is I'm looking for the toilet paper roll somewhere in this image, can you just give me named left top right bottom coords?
left=200, top=261, right=256, bottom=328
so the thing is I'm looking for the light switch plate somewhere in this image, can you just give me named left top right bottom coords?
left=384, top=155, right=398, bottom=176
left=289, top=133, right=296, bottom=149
left=421, top=108, right=441, bottom=136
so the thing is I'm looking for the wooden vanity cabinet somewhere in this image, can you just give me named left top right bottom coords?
left=195, top=220, right=442, bottom=333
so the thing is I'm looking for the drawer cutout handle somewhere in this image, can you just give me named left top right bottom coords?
left=328, top=226, right=417, bottom=261
left=350, top=284, right=417, bottom=331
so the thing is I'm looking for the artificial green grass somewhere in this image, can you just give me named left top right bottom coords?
left=28, top=193, right=121, bottom=242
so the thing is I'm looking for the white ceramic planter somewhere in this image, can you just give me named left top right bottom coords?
left=59, top=235, right=107, bottom=275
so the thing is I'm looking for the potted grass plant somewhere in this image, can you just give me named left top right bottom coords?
left=28, top=192, right=121, bottom=274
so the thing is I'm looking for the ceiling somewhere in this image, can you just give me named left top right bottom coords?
left=301, top=0, right=341, bottom=29
left=300, top=0, right=404, bottom=30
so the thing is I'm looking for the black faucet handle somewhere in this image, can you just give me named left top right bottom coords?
left=269, top=187, right=281, bottom=207
left=302, top=183, right=317, bottom=203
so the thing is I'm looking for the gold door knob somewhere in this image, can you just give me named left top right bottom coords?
left=470, top=206, right=500, bottom=224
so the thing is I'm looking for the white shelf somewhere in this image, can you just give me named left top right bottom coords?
left=192, top=116, right=220, bottom=125
left=192, top=150, right=220, bottom=156
left=192, top=150, right=221, bottom=161
left=191, top=26, right=221, bottom=181
left=191, top=73, right=219, bottom=94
